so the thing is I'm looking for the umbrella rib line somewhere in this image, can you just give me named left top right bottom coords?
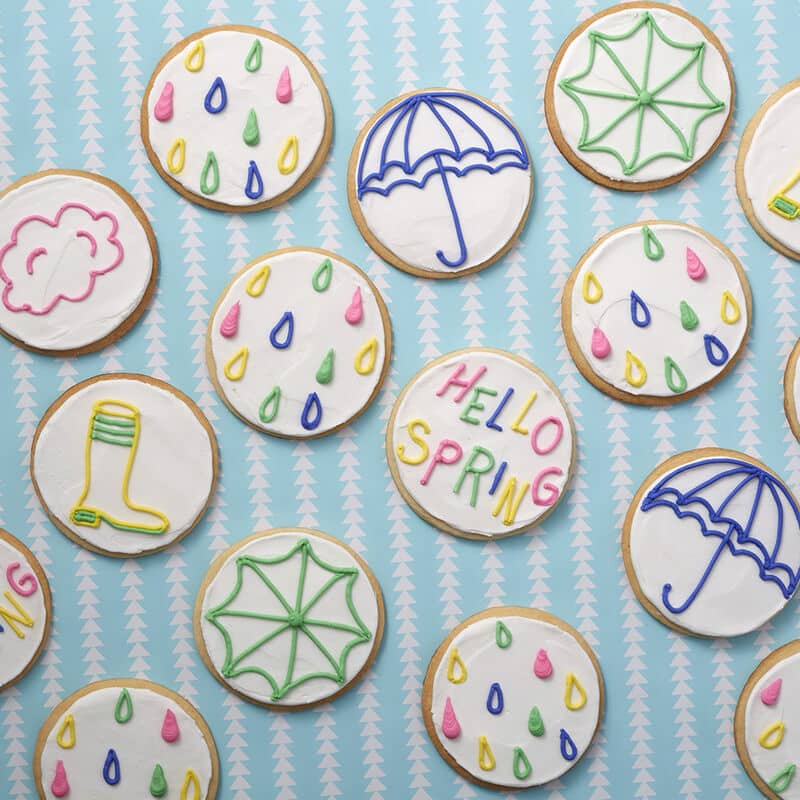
left=303, top=618, right=368, bottom=636
left=228, top=622, right=292, bottom=672
left=301, top=625, right=345, bottom=679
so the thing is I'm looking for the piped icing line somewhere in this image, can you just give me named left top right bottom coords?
left=184, top=40, right=204, bottom=72
left=6, top=562, right=38, bottom=597
left=224, top=347, right=248, bottom=381
left=301, top=391, right=322, bottom=430
left=258, top=386, right=281, bottom=424
left=664, top=357, right=687, bottom=394
left=486, top=682, right=504, bottom=714
left=761, top=678, right=782, bottom=706
left=114, top=688, right=133, bottom=723
left=103, top=748, right=121, bottom=785
left=200, top=151, right=220, bottom=195
left=278, top=135, right=299, bottom=175
left=446, top=647, right=467, bottom=683
left=642, top=225, right=664, bottom=260
left=56, top=715, right=75, bottom=749
left=560, top=728, right=578, bottom=761
left=720, top=290, right=740, bottom=324
left=769, top=764, right=796, bottom=793
left=703, top=333, right=728, bottom=366
left=180, top=769, right=201, bottom=800
left=244, top=38, right=262, bottom=72
left=582, top=271, right=602, bottom=303
left=354, top=337, right=378, bottom=375
left=564, top=672, right=587, bottom=710
left=312, top=258, right=332, bottom=292
left=625, top=351, right=647, bottom=387
left=630, top=291, right=651, bottom=327
left=759, top=720, right=785, bottom=749
left=512, top=747, right=532, bottom=780
left=153, top=82, right=174, bottom=122
left=167, top=138, right=185, bottom=174
left=245, top=263, right=270, bottom=297
left=245, top=161, right=264, bottom=200
left=477, top=735, right=495, bottom=771
left=269, top=311, right=294, bottom=349
left=495, top=620, right=511, bottom=648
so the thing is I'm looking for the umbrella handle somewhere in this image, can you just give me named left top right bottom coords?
left=433, top=154, right=468, bottom=268
left=661, top=533, right=730, bottom=614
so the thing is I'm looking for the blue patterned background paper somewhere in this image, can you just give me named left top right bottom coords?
left=0, top=0, right=796, bottom=797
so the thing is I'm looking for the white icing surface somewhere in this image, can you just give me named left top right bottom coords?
left=628, top=454, right=800, bottom=637
left=569, top=223, right=748, bottom=397
left=553, top=7, right=731, bottom=183
left=354, top=91, right=531, bottom=274
left=742, top=84, right=800, bottom=256
left=145, top=29, right=327, bottom=207
left=0, top=173, right=153, bottom=351
left=429, top=614, right=601, bottom=788
left=39, top=685, right=215, bottom=799
left=744, top=651, right=800, bottom=798
left=208, top=250, right=388, bottom=437
left=390, top=350, right=573, bottom=537
left=0, top=536, right=47, bottom=687
left=32, top=377, right=215, bottom=555
left=199, top=530, right=381, bottom=706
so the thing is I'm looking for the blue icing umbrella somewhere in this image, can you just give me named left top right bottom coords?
left=356, top=91, right=529, bottom=269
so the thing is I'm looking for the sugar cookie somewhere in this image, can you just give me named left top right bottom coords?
left=784, top=338, right=800, bottom=441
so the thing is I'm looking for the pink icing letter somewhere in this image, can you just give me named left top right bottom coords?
left=420, top=439, right=463, bottom=485
left=6, top=562, right=37, bottom=597
left=441, top=697, right=461, bottom=739
left=531, top=466, right=563, bottom=507
left=435, top=363, right=488, bottom=403
left=531, top=416, right=564, bottom=456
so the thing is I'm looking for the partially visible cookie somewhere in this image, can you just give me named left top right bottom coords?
left=784, top=339, right=800, bottom=441
left=562, top=221, right=751, bottom=404
left=195, top=528, right=384, bottom=709
left=422, top=606, right=603, bottom=790
left=34, top=678, right=219, bottom=800
left=0, top=170, right=157, bottom=355
left=546, top=3, right=734, bottom=190
left=31, top=374, right=218, bottom=557
left=623, top=448, right=800, bottom=637
left=0, top=528, right=51, bottom=691
left=141, top=25, right=332, bottom=212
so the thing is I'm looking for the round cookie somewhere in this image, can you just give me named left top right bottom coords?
left=194, top=528, right=384, bottom=709
left=784, top=339, right=800, bottom=441
left=562, top=221, right=751, bottom=404
left=31, top=374, right=218, bottom=557
left=422, top=606, right=603, bottom=790
left=736, top=641, right=800, bottom=799
left=737, top=79, right=800, bottom=261
left=545, top=3, right=734, bottom=191
left=141, top=25, right=332, bottom=212
left=0, top=170, right=157, bottom=355
left=0, top=529, right=51, bottom=691
left=347, top=88, right=533, bottom=278
left=207, top=247, right=391, bottom=439
left=387, top=348, right=574, bottom=540
left=623, top=448, right=800, bottom=638
left=34, top=678, right=219, bottom=800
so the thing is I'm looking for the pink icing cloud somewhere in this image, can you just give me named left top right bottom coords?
left=0, top=202, right=124, bottom=315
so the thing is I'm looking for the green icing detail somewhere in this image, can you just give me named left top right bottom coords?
left=312, top=258, right=333, bottom=292
left=512, top=747, right=532, bottom=780
left=200, top=151, right=220, bottom=195
left=769, top=763, right=796, bottom=794
left=680, top=300, right=698, bottom=331
left=316, top=348, right=335, bottom=385
left=771, top=196, right=800, bottom=218
left=243, top=108, right=260, bottom=146
left=149, top=764, right=167, bottom=797
left=204, top=538, right=373, bottom=701
left=642, top=225, right=664, bottom=260
left=245, top=38, right=262, bottom=72
left=558, top=12, right=726, bottom=176
left=259, top=386, right=281, bottom=423
left=495, top=620, right=512, bottom=649
left=528, top=706, right=544, bottom=737
left=664, top=356, right=688, bottom=394
left=114, top=689, right=133, bottom=724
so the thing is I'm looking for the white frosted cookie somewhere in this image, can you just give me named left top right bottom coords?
left=738, top=79, right=800, bottom=260
left=623, top=449, right=800, bottom=637
left=207, top=248, right=391, bottom=438
left=0, top=529, right=50, bottom=691
left=562, top=221, right=751, bottom=404
left=348, top=88, right=532, bottom=277
left=546, top=3, right=734, bottom=190
left=141, top=25, right=332, bottom=211
left=387, top=348, right=574, bottom=539
left=31, top=374, right=218, bottom=557
left=35, top=679, right=219, bottom=800
left=784, top=339, right=800, bottom=441
left=195, top=528, right=384, bottom=709
left=422, top=607, right=603, bottom=790
left=0, top=170, right=156, bottom=354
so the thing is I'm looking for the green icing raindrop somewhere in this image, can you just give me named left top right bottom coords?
left=528, top=706, right=544, bottom=737
left=259, top=386, right=281, bottom=424
left=495, top=620, right=512, bottom=648
left=316, top=349, right=335, bottom=385
left=245, top=38, right=262, bottom=72
left=149, top=763, right=168, bottom=797
left=243, top=108, right=259, bottom=146
left=664, top=356, right=688, bottom=394
left=512, top=747, right=532, bottom=780
left=312, top=258, right=333, bottom=292
left=769, top=763, right=796, bottom=793
left=642, top=225, right=664, bottom=260
left=679, top=300, right=698, bottom=331
left=200, top=151, right=219, bottom=195
left=114, top=689, right=133, bottom=724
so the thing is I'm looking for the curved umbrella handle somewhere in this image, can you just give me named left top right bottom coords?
left=433, top=154, right=468, bottom=269
left=661, top=530, right=731, bottom=614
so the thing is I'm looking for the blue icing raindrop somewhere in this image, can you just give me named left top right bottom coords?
left=703, top=334, right=729, bottom=366
left=486, top=682, right=504, bottom=715
left=103, top=748, right=121, bottom=786
left=269, top=311, right=294, bottom=350
left=560, top=729, right=578, bottom=762
left=630, top=291, right=651, bottom=328
left=245, top=160, right=263, bottom=200
left=204, top=76, right=227, bottom=113
left=301, top=392, right=322, bottom=431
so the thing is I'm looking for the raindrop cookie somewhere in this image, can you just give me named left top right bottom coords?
left=387, top=348, right=574, bottom=539
left=623, top=448, right=800, bottom=637
left=737, top=79, right=800, bottom=261
left=784, top=339, right=800, bottom=442
left=736, top=641, right=800, bottom=799
left=207, top=247, right=391, bottom=438
left=422, top=606, right=603, bottom=790
left=0, top=170, right=157, bottom=355
left=194, top=528, right=384, bottom=709
left=0, top=528, right=51, bottom=691
left=347, top=88, right=532, bottom=278
left=141, top=25, right=332, bottom=212
left=562, top=221, right=751, bottom=404
left=31, top=374, right=218, bottom=557
left=546, top=3, right=734, bottom=190
left=34, top=678, right=219, bottom=800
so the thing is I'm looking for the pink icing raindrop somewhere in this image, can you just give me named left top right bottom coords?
left=761, top=678, right=782, bottom=706
left=686, top=247, right=706, bottom=280
left=345, top=287, right=363, bottom=325
left=51, top=761, right=69, bottom=797
left=220, top=301, right=240, bottom=338
left=161, top=709, right=180, bottom=743
left=154, top=82, right=174, bottom=122
left=442, top=697, right=461, bottom=739
left=534, top=648, right=553, bottom=679
left=591, top=327, right=611, bottom=359
left=276, top=66, right=292, bottom=103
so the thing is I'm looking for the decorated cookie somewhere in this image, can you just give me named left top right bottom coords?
left=195, top=528, right=384, bottom=709
left=422, top=606, right=603, bottom=790
left=347, top=88, right=533, bottom=278
left=784, top=339, right=800, bottom=441
left=0, top=529, right=51, bottom=691
left=623, top=448, right=800, bottom=637
left=0, top=170, right=157, bottom=355
left=141, top=25, right=332, bottom=212
left=31, top=374, right=218, bottom=557
left=207, top=247, right=391, bottom=438
left=562, top=221, right=751, bottom=404
left=736, top=641, right=800, bottom=799
left=34, top=678, right=219, bottom=800
left=387, top=348, right=574, bottom=539
left=737, top=79, right=800, bottom=261
left=546, top=3, right=734, bottom=190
